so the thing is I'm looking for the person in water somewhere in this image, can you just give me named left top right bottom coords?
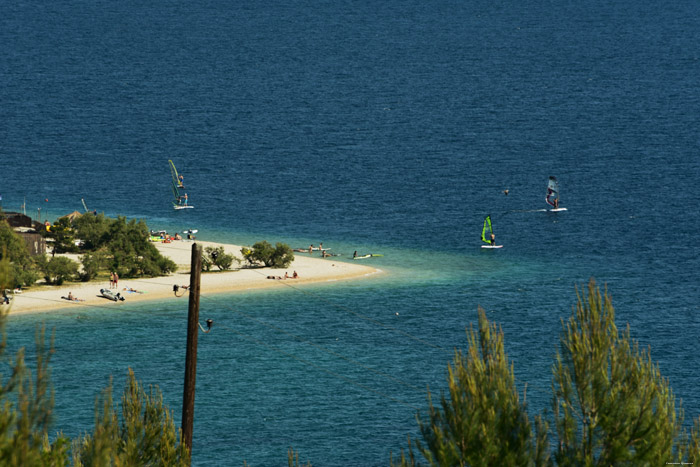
left=353, top=250, right=358, bottom=258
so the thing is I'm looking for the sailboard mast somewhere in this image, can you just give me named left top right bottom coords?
left=481, top=215, right=493, bottom=245
left=546, top=176, right=559, bottom=208
left=169, top=160, right=192, bottom=209
left=169, top=160, right=184, bottom=188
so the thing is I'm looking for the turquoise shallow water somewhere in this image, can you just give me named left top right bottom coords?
left=2, top=0, right=699, bottom=464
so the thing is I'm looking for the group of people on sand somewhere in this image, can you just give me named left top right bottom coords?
left=267, top=271, right=299, bottom=280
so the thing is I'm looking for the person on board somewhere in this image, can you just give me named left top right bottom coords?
left=183, top=193, right=188, bottom=206
left=490, top=233, right=496, bottom=246
left=178, top=174, right=184, bottom=187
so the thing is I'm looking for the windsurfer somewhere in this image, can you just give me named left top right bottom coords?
left=178, top=174, right=184, bottom=187
left=490, top=233, right=496, bottom=246
left=183, top=193, right=188, bottom=206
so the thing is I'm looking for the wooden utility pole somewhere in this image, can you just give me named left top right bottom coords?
left=182, top=242, right=202, bottom=455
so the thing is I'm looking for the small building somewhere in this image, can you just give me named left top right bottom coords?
left=2, top=211, right=33, bottom=229
left=1, top=212, right=47, bottom=256
left=18, top=232, right=46, bottom=256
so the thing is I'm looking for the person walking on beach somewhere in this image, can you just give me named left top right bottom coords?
left=109, top=272, right=115, bottom=289
left=114, top=272, right=119, bottom=289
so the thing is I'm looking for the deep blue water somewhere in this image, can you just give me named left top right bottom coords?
left=2, top=0, right=699, bottom=465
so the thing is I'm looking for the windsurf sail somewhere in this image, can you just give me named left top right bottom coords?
left=169, top=160, right=185, bottom=188
left=481, top=215, right=494, bottom=245
left=546, top=176, right=560, bottom=208
left=169, top=160, right=192, bottom=208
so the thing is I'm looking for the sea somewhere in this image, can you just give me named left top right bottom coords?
left=1, top=0, right=699, bottom=465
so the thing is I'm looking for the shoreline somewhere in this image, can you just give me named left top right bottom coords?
left=6, top=240, right=383, bottom=315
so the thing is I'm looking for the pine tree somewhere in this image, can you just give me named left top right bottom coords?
left=393, top=307, right=549, bottom=466
left=552, top=279, right=692, bottom=465
left=73, top=369, right=189, bottom=466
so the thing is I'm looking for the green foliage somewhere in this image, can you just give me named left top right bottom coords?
left=79, top=251, right=106, bottom=282
left=73, top=369, right=189, bottom=466
left=72, top=213, right=110, bottom=250
left=244, top=241, right=294, bottom=268
left=0, top=258, right=71, bottom=464
left=240, top=247, right=256, bottom=266
left=393, top=307, right=548, bottom=466
left=36, top=255, right=79, bottom=286
left=46, top=217, right=79, bottom=254
left=552, top=279, right=684, bottom=466
left=269, top=243, right=294, bottom=268
left=102, top=217, right=177, bottom=278
left=395, top=279, right=700, bottom=466
left=0, top=220, right=38, bottom=287
left=204, top=246, right=237, bottom=271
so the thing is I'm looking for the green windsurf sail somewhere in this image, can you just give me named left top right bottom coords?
left=481, top=215, right=493, bottom=245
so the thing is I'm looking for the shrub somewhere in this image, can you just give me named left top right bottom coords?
left=243, top=241, right=294, bottom=268
left=204, top=246, right=237, bottom=271
left=37, top=255, right=79, bottom=285
left=79, top=252, right=105, bottom=282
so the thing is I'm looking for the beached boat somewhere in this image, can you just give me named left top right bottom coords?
left=100, top=289, right=124, bottom=301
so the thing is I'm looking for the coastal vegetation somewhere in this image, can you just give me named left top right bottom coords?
left=0, top=214, right=176, bottom=288
left=392, top=280, right=700, bottom=466
left=0, top=221, right=39, bottom=288
left=202, top=246, right=238, bottom=272
left=3, top=221, right=698, bottom=465
left=241, top=241, right=294, bottom=268
left=0, top=255, right=188, bottom=464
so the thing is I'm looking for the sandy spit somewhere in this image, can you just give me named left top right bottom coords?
left=6, top=240, right=383, bottom=315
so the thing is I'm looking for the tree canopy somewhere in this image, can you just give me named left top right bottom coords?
left=394, top=279, right=700, bottom=466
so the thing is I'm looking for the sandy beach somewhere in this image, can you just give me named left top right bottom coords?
left=6, top=240, right=383, bottom=315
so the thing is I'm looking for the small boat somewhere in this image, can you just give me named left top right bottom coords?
left=546, top=176, right=568, bottom=212
left=100, top=289, right=124, bottom=301
left=481, top=215, right=503, bottom=249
